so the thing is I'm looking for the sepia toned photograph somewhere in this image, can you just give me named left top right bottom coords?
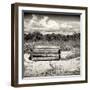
left=11, top=3, right=87, bottom=87
left=24, top=13, right=80, bottom=77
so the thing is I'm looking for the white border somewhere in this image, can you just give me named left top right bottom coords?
left=18, top=6, right=86, bottom=84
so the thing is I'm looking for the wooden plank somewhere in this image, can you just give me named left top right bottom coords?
left=30, top=47, right=61, bottom=61
left=32, top=56, right=59, bottom=61
left=32, top=54, right=59, bottom=57
left=32, top=51, right=59, bottom=54
left=33, top=49, right=59, bottom=52
left=34, top=45, right=60, bottom=49
left=33, top=49, right=59, bottom=54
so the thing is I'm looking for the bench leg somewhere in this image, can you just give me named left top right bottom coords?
left=29, top=54, right=33, bottom=60
left=59, top=54, right=61, bottom=59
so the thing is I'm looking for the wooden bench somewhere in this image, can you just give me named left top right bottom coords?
left=29, top=45, right=61, bottom=61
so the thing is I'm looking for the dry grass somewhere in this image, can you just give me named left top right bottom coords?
left=24, top=55, right=80, bottom=77
left=24, top=40, right=80, bottom=77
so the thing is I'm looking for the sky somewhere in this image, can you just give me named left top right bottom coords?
left=24, top=13, right=80, bottom=35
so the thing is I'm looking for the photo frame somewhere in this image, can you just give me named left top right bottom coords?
left=11, top=3, right=88, bottom=87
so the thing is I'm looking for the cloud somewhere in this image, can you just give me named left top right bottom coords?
left=39, top=16, right=48, bottom=26
left=24, top=14, right=80, bottom=34
left=24, top=14, right=41, bottom=32
left=60, top=23, right=73, bottom=29
left=47, top=20, right=59, bottom=29
left=39, top=16, right=59, bottom=29
left=24, top=15, right=60, bottom=31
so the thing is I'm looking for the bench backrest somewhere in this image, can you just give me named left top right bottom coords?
left=30, top=46, right=61, bottom=61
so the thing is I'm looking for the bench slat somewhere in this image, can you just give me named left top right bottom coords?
left=32, top=52, right=59, bottom=54
left=33, top=49, right=59, bottom=52
left=30, top=47, right=61, bottom=61
left=32, top=56, right=59, bottom=61
left=32, top=54, right=59, bottom=57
